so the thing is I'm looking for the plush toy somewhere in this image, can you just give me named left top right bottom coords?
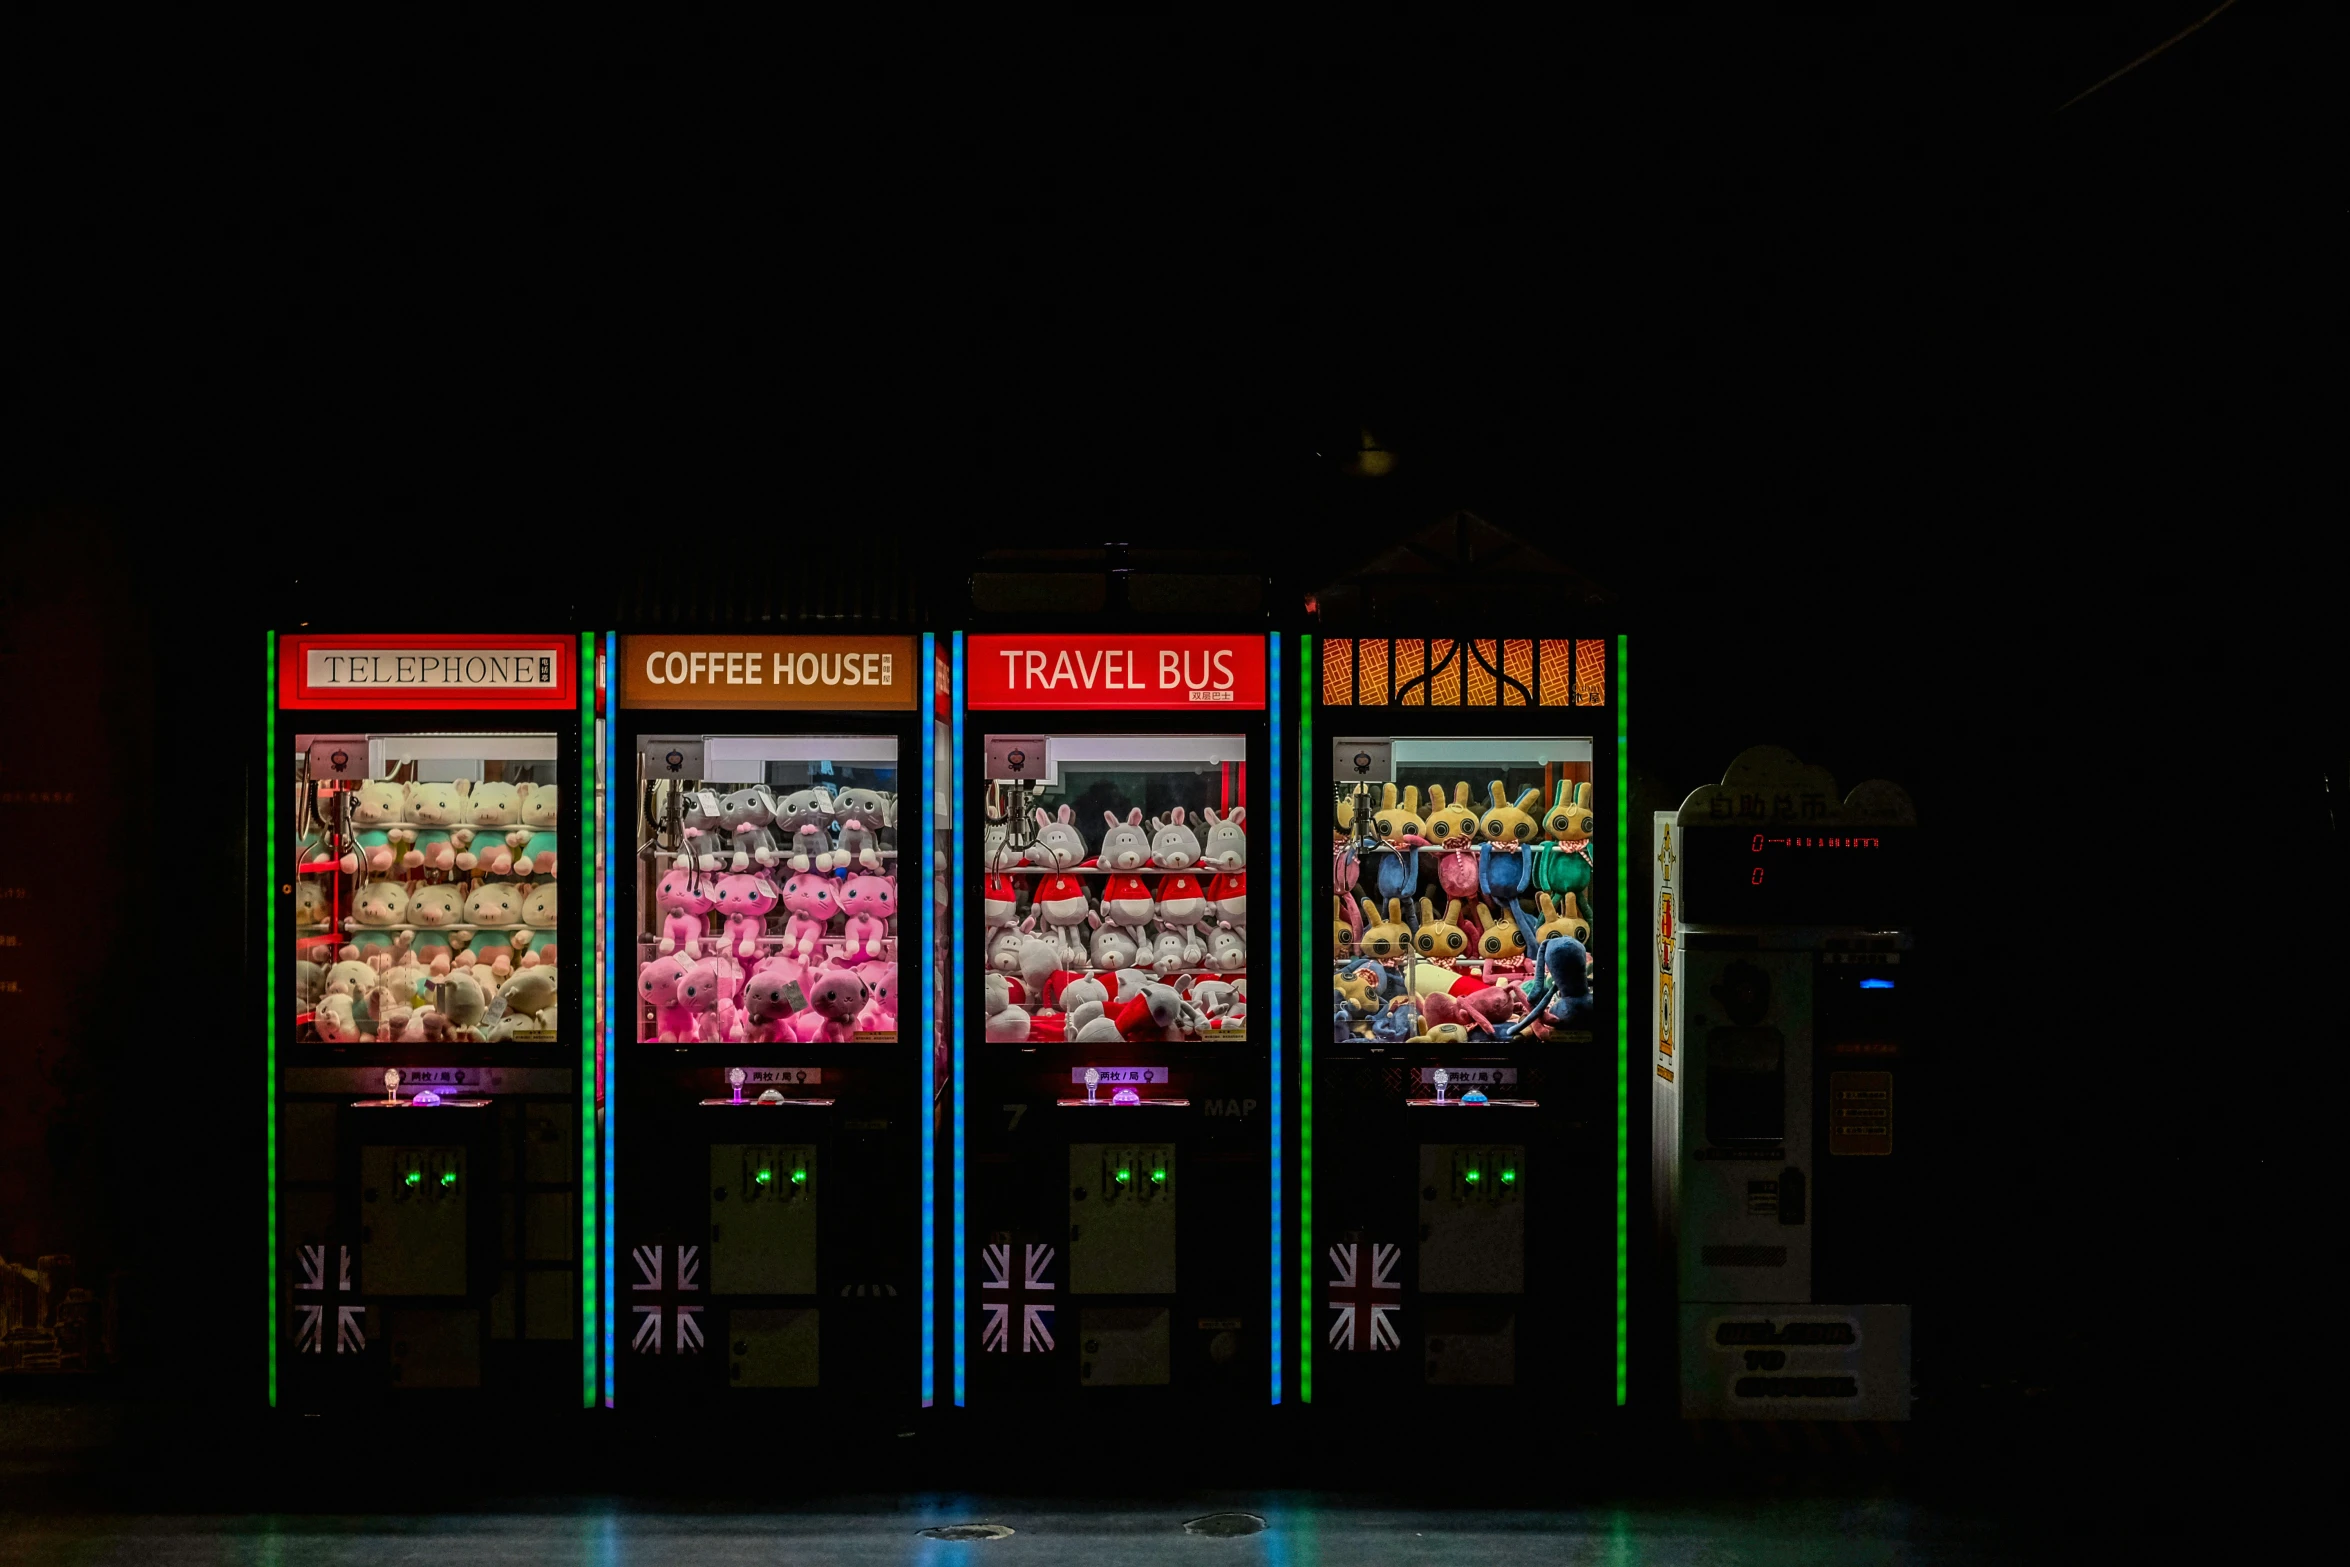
left=1420, top=989, right=1500, bottom=1041
left=654, top=866, right=713, bottom=958
left=839, top=896, right=891, bottom=965
left=314, top=992, right=361, bottom=1042
left=1144, top=924, right=1195, bottom=977
left=1413, top=898, right=1471, bottom=963
left=838, top=872, right=896, bottom=951
left=1502, top=935, right=1594, bottom=1039
left=987, top=921, right=1026, bottom=976
left=832, top=785, right=889, bottom=872
left=710, top=872, right=779, bottom=964
left=791, top=967, right=869, bottom=1043
left=407, top=780, right=468, bottom=872
left=1147, top=808, right=1200, bottom=871
left=1024, top=805, right=1087, bottom=871
left=1359, top=898, right=1410, bottom=962
left=405, top=883, right=465, bottom=968
left=294, top=958, right=326, bottom=1010
left=983, top=868, right=1020, bottom=930
left=1535, top=891, right=1592, bottom=946
left=780, top=872, right=838, bottom=966
left=485, top=967, right=559, bottom=1030
left=1205, top=922, right=1247, bottom=972
left=438, top=972, right=487, bottom=1040
left=1205, top=870, right=1247, bottom=927
left=984, top=971, right=1032, bottom=1041
left=1032, top=872, right=1092, bottom=966
left=1095, top=809, right=1152, bottom=872
left=1480, top=781, right=1543, bottom=846
left=1085, top=914, right=1142, bottom=972
left=715, top=786, right=779, bottom=873
left=1543, top=780, right=1594, bottom=843
left=675, top=958, right=739, bottom=1043
left=739, top=962, right=805, bottom=1042
left=677, top=790, right=730, bottom=874
left=1478, top=836, right=1535, bottom=908
left=1371, top=783, right=1426, bottom=850
left=1152, top=872, right=1207, bottom=936
left=1474, top=899, right=1526, bottom=968
left=638, top=954, right=695, bottom=1041
left=1058, top=973, right=1111, bottom=1023
left=1099, top=870, right=1155, bottom=927
left=770, top=786, right=838, bottom=874
left=1334, top=894, right=1362, bottom=960
left=453, top=780, right=527, bottom=875
left=1013, top=918, right=1062, bottom=1009
left=295, top=880, right=330, bottom=929
left=512, top=783, right=560, bottom=876
left=1188, top=978, right=1243, bottom=1022
left=340, top=780, right=408, bottom=875
left=1421, top=783, right=1483, bottom=899
left=1074, top=980, right=1195, bottom=1043
left=1200, top=805, right=1246, bottom=869
left=518, top=880, right=561, bottom=968
left=350, top=878, right=409, bottom=928
left=464, top=881, right=522, bottom=928
left=321, top=958, right=381, bottom=1033
left=856, top=964, right=898, bottom=1032
left=1371, top=995, right=1420, bottom=1044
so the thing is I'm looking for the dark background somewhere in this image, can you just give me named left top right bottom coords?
left=1, top=4, right=2333, bottom=1496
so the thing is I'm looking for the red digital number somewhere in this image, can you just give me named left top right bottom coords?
left=1751, top=868, right=1766, bottom=885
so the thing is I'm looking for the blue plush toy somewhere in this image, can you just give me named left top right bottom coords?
left=1371, top=996, right=1420, bottom=1044
left=1479, top=839, right=1534, bottom=903
left=1500, top=935, right=1593, bottom=1038
left=1371, top=845, right=1421, bottom=904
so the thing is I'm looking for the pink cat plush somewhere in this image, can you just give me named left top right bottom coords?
left=655, top=867, right=714, bottom=958
left=638, top=954, right=694, bottom=1041
left=790, top=966, right=869, bottom=1043
left=780, top=872, right=839, bottom=966
left=710, top=872, right=779, bottom=965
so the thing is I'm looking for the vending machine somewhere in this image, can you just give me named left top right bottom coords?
left=269, top=633, right=597, bottom=1408
left=608, top=633, right=948, bottom=1418
left=957, top=633, right=1283, bottom=1411
left=1306, top=635, right=1624, bottom=1412
left=1653, top=745, right=1917, bottom=1420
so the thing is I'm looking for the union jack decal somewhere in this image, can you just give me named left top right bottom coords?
left=631, top=1243, right=704, bottom=1354
left=1327, top=1241, right=1401, bottom=1352
left=294, top=1243, right=367, bottom=1354
left=980, top=1241, right=1056, bottom=1353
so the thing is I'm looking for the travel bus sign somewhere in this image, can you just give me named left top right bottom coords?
left=279, top=634, right=578, bottom=710
left=965, top=634, right=1265, bottom=711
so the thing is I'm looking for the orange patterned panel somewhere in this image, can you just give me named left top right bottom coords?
left=1321, top=638, right=1354, bottom=706
left=1574, top=638, right=1607, bottom=705
left=1467, top=640, right=1498, bottom=706
left=1539, top=640, right=1575, bottom=706
left=1358, top=639, right=1391, bottom=706
left=1501, top=639, right=1533, bottom=705
left=1396, top=640, right=1426, bottom=705
left=1428, top=640, right=1462, bottom=706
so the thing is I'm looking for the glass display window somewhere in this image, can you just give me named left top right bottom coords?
left=981, top=732, right=1250, bottom=1046
left=290, top=732, right=561, bottom=1045
left=1333, top=736, right=1595, bottom=1046
left=633, top=734, right=899, bottom=1045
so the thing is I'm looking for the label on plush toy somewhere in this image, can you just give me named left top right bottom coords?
left=1071, top=1065, right=1167, bottom=1085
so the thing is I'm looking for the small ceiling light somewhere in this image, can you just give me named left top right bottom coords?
left=1342, top=427, right=1395, bottom=479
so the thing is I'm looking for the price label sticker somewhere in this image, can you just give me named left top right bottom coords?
left=1415, top=1066, right=1518, bottom=1086
left=735, top=1066, right=822, bottom=1086
left=1070, top=1066, right=1166, bottom=1085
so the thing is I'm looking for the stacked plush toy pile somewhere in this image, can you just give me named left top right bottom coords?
left=634, top=782, right=899, bottom=1044
left=983, top=803, right=1250, bottom=1045
left=295, top=776, right=562, bottom=1046
left=1331, top=778, right=1597, bottom=1044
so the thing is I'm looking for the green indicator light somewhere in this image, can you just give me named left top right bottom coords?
left=756, top=1169, right=772, bottom=1186
left=790, top=1169, right=806, bottom=1186
left=405, top=1171, right=422, bottom=1188
left=1115, top=1168, right=1131, bottom=1185
left=440, top=1171, right=458, bottom=1188
left=1501, top=1169, right=1516, bottom=1186
left=1151, top=1168, right=1165, bottom=1185
left=1465, top=1169, right=1481, bottom=1185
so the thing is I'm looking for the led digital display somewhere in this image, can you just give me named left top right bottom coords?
left=1678, top=824, right=1916, bottom=927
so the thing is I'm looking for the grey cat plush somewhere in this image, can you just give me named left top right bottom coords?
left=719, top=786, right=781, bottom=872
left=682, top=790, right=732, bottom=874
left=773, top=786, right=839, bottom=874
left=833, top=785, right=889, bottom=873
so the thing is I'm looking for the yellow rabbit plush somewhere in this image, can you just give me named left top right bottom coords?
left=1535, top=890, right=1591, bottom=946
left=1474, top=900, right=1525, bottom=963
left=1544, top=780, right=1594, bottom=843
left=1424, top=782, right=1481, bottom=847
left=1360, top=898, right=1411, bottom=961
left=1479, top=780, right=1543, bottom=845
left=1413, top=897, right=1470, bottom=961
left=1372, top=782, right=1426, bottom=848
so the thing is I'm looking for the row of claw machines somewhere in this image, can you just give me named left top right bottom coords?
left=266, top=628, right=1916, bottom=1428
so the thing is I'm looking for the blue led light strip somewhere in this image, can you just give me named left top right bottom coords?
left=1267, top=632, right=1284, bottom=1405
left=919, top=632, right=937, bottom=1408
left=950, top=632, right=968, bottom=1408
left=602, top=631, right=618, bottom=1406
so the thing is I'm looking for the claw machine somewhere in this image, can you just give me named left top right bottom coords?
left=269, top=633, right=597, bottom=1408
left=957, top=634, right=1285, bottom=1414
left=1305, top=635, right=1624, bottom=1414
left=609, top=634, right=947, bottom=1421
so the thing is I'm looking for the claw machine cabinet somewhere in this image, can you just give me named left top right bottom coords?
left=959, top=634, right=1280, bottom=1415
left=1306, top=635, right=1623, bottom=1416
left=1654, top=746, right=1917, bottom=1421
left=270, top=633, right=596, bottom=1409
left=609, top=634, right=944, bottom=1421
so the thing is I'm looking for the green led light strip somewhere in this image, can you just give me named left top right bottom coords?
left=265, top=631, right=279, bottom=1409
left=1615, top=633, right=1629, bottom=1407
left=579, top=632, right=598, bottom=1407
left=1298, top=634, right=1314, bottom=1404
